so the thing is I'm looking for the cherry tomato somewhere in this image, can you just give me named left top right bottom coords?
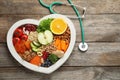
left=21, top=34, right=28, bottom=41
left=14, top=28, right=23, bottom=37
left=13, top=37, right=20, bottom=45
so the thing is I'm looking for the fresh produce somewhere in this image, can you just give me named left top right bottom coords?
left=21, top=34, right=28, bottom=41
left=30, top=42, right=40, bottom=52
left=41, top=59, right=52, bottom=67
left=48, top=54, right=59, bottom=64
left=24, top=40, right=31, bottom=50
left=30, top=56, right=41, bottom=66
left=13, top=37, right=21, bottom=45
left=14, top=40, right=27, bottom=54
left=25, top=24, right=37, bottom=31
left=42, top=51, right=49, bottom=60
left=33, top=41, right=41, bottom=47
left=54, top=38, right=69, bottom=52
left=14, top=28, right=23, bottom=37
left=50, top=18, right=67, bottom=35
left=38, top=30, right=53, bottom=45
left=13, top=18, right=70, bottom=67
left=37, top=18, right=53, bottom=32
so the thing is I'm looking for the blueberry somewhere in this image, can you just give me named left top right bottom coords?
left=41, top=59, right=53, bottom=67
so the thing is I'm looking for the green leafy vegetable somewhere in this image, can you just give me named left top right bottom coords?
left=48, top=54, right=59, bottom=64
left=37, top=18, right=54, bottom=32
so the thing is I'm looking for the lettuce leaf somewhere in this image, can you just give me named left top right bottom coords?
left=37, top=18, right=54, bottom=32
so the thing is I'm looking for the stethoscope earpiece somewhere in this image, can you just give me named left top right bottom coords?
left=79, top=42, right=88, bottom=52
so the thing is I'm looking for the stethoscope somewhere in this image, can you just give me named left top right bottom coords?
left=38, top=0, right=88, bottom=52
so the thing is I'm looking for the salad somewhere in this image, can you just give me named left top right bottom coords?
left=13, top=18, right=71, bottom=67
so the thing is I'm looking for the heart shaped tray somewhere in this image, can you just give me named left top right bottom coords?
left=7, top=14, right=76, bottom=74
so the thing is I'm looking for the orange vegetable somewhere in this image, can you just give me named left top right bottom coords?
left=61, top=40, right=66, bottom=52
left=54, top=38, right=60, bottom=46
left=54, top=38, right=69, bottom=52
left=64, top=42, right=69, bottom=52
left=30, top=56, right=41, bottom=66
left=57, top=42, right=61, bottom=50
left=24, top=40, right=31, bottom=50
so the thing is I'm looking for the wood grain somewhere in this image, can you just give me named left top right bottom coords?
left=0, top=14, right=120, bottom=42
left=1, top=42, right=120, bottom=67
left=0, top=67, right=120, bottom=80
left=0, top=0, right=120, bottom=79
left=0, top=0, right=120, bottom=15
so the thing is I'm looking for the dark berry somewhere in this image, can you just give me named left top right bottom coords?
left=41, top=59, right=52, bottom=67
left=42, top=51, right=49, bottom=60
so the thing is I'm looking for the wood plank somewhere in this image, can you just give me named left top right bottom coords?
left=0, top=67, right=120, bottom=80
left=0, top=42, right=120, bottom=67
left=0, top=14, right=120, bottom=42
left=0, top=0, right=120, bottom=15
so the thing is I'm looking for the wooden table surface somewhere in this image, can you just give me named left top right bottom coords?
left=0, top=0, right=120, bottom=80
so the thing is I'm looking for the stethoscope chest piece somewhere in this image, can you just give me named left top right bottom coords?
left=79, top=42, right=88, bottom=52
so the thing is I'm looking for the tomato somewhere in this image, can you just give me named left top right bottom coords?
left=14, top=28, right=23, bottom=37
left=14, top=40, right=26, bottom=54
left=20, top=34, right=28, bottom=41
left=13, top=37, right=20, bottom=45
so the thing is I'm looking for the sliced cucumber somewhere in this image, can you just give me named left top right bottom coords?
left=33, top=41, right=41, bottom=47
left=30, top=42, right=37, bottom=48
left=32, top=47, right=40, bottom=52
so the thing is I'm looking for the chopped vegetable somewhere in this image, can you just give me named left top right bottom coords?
left=12, top=19, right=70, bottom=67
left=13, top=37, right=21, bottom=45
left=48, top=54, right=59, bottom=64
left=30, top=56, right=41, bottom=66
left=61, top=40, right=68, bottom=52
left=54, top=38, right=69, bottom=52
left=37, top=18, right=53, bottom=32
left=21, top=34, right=28, bottom=41
left=24, top=40, right=31, bottom=50
left=14, top=40, right=26, bottom=54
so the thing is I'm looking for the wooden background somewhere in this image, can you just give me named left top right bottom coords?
left=0, top=0, right=120, bottom=80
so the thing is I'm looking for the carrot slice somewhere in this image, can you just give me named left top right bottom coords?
left=54, top=38, right=60, bottom=46
left=61, top=40, right=66, bottom=52
left=30, top=56, right=41, bottom=66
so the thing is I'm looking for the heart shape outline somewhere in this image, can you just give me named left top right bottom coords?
left=7, top=14, right=76, bottom=74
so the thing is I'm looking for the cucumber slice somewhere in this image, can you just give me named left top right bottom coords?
left=30, top=42, right=37, bottom=48
left=33, top=41, right=41, bottom=47
left=32, top=47, right=40, bottom=52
